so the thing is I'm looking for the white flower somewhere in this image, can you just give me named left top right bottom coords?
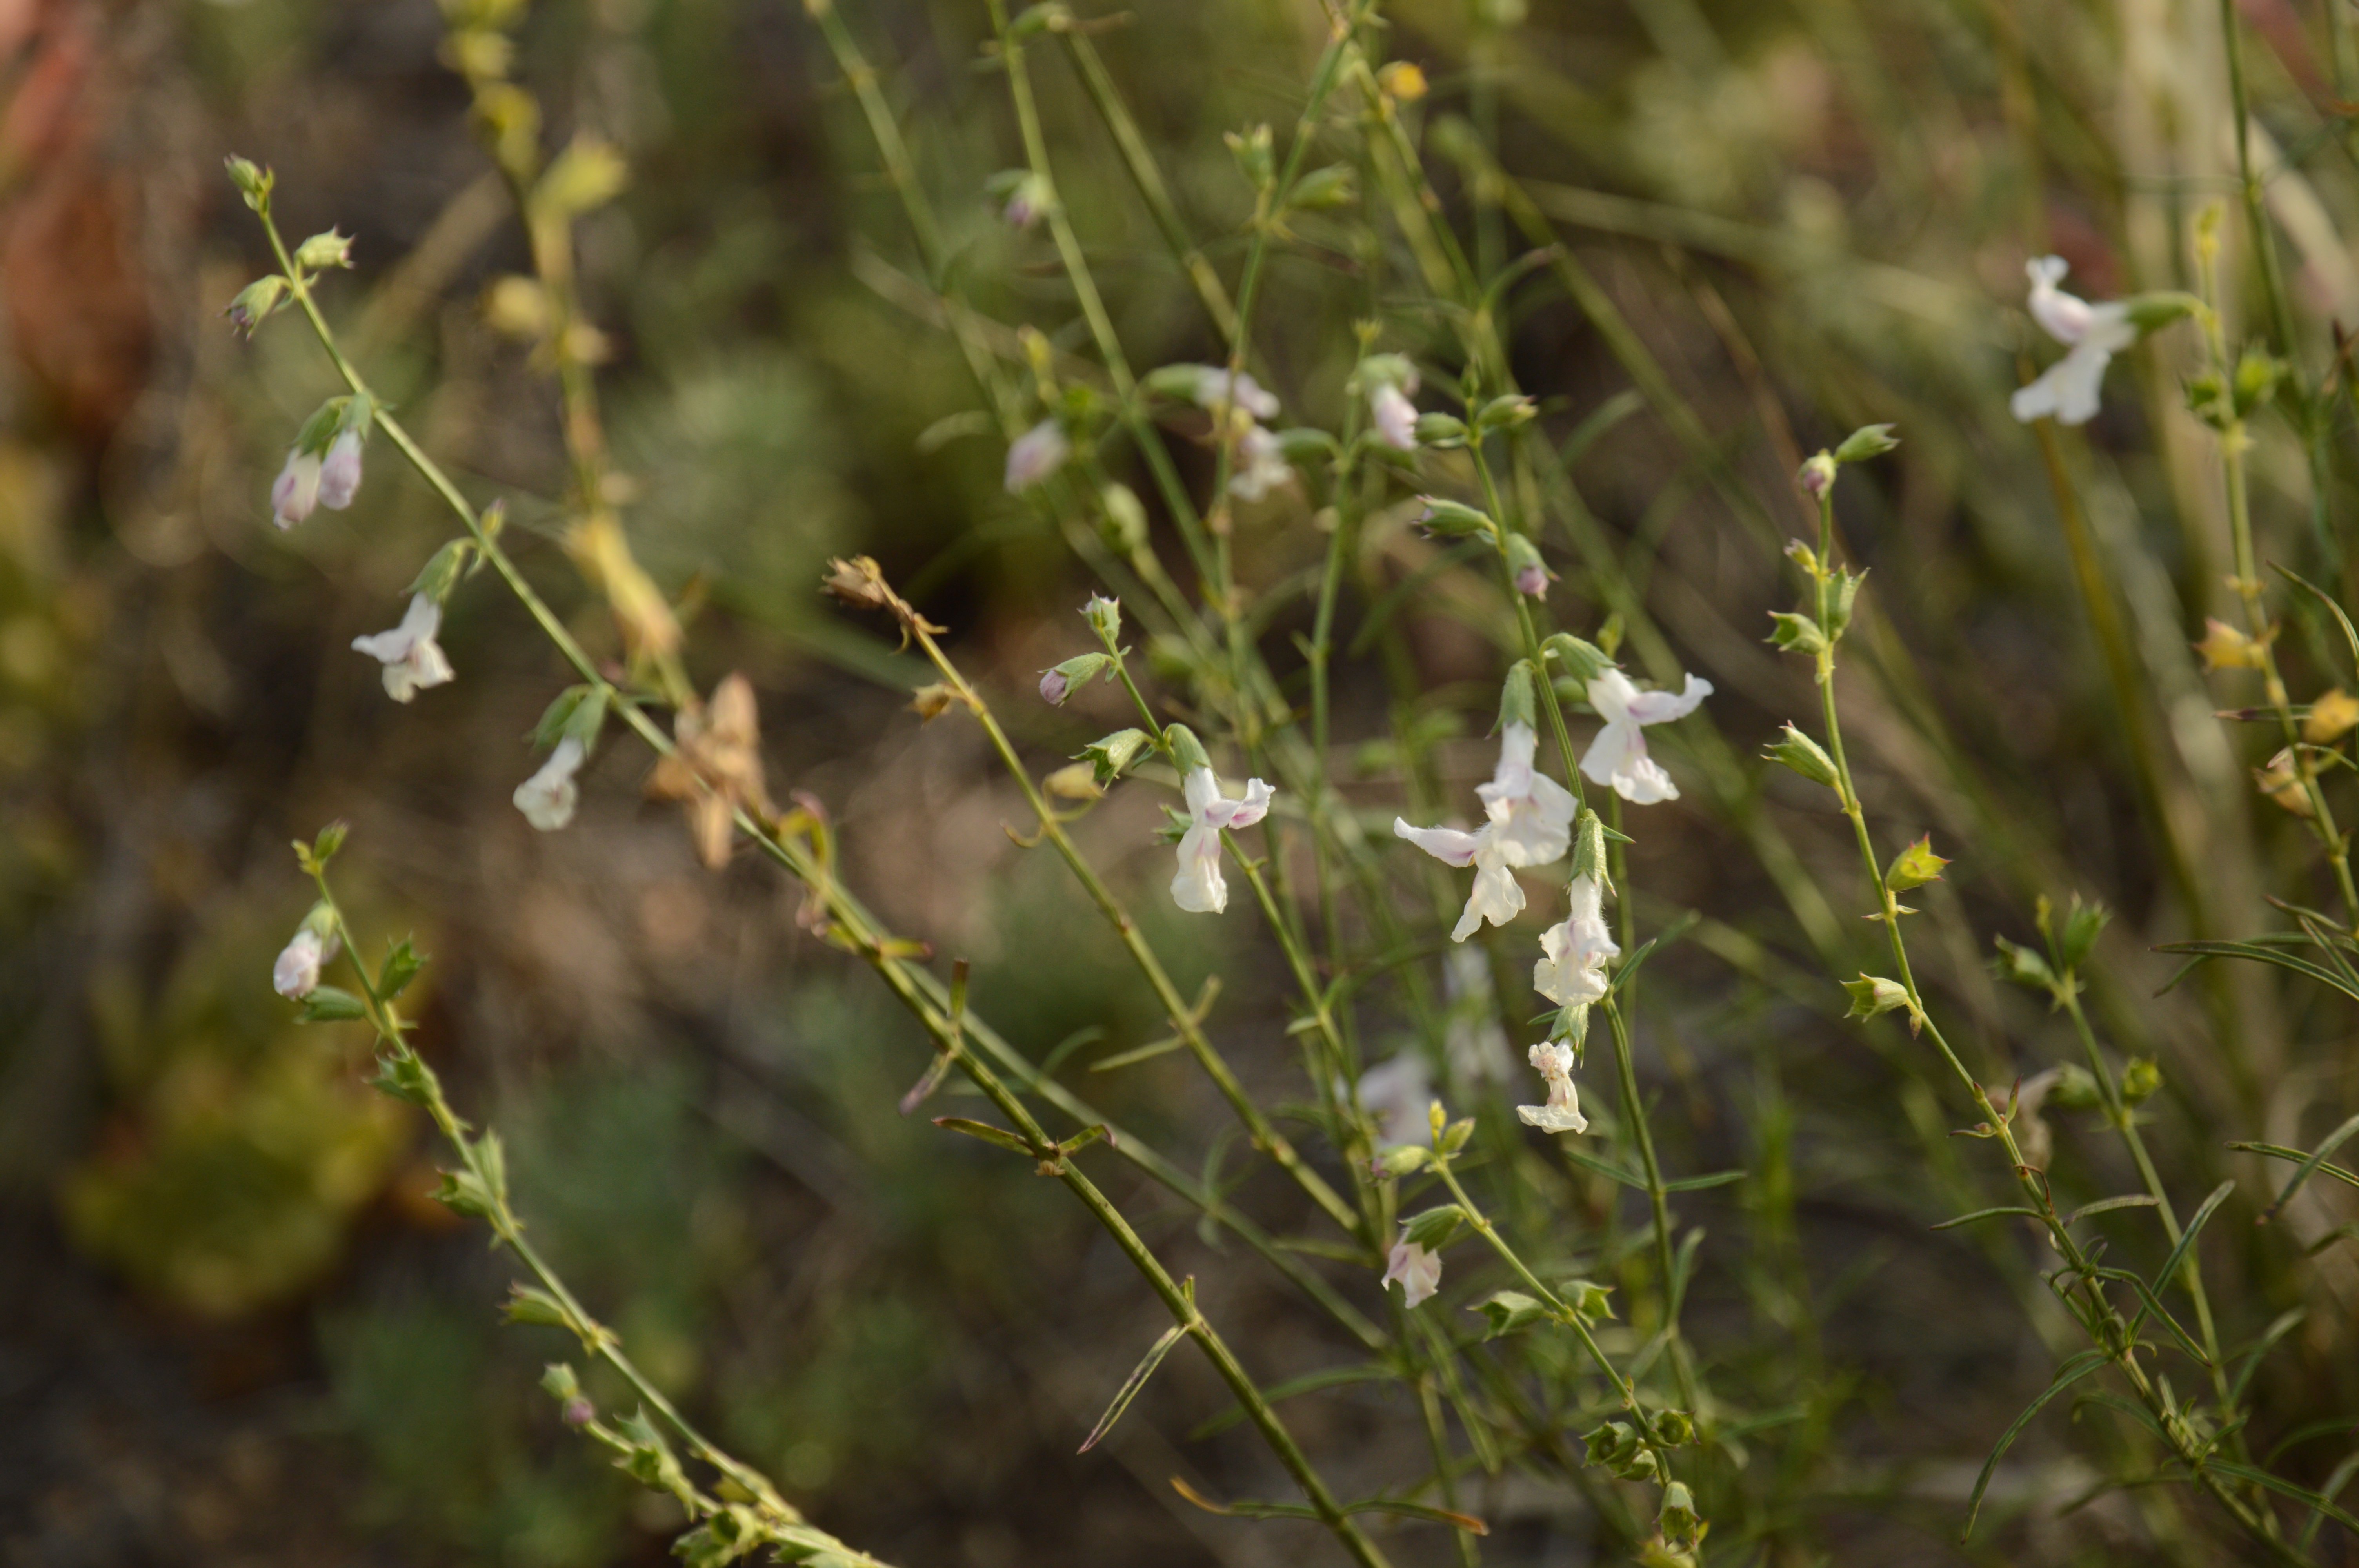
left=514, top=736, right=586, bottom=831
left=1533, top=874, right=1619, bottom=1008
left=1370, top=383, right=1418, bottom=451
left=1357, top=1054, right=1435, bottom=1148
left=1581, top=668, right=1712, bottom=804
left=1004, top=419, right=1070, bottom=493
left=1477, top=722, right=1576, bottom=867
left=1172, top=766, right=1273, bottom=913
left=318, top=431, right=364, bottom=510
left=351, top=593, right=456, bottom=704
left=271, top=449, right=322, bottom=529
left=1382, top=1235, right=1441, bottom=1308
left=272, top=926, right=334, bottom=998
left=1394, top=819, right=1525, bottom=940
left=1184, top=366, right=1279, bottom=421
left=1443, top=945, right=1511, bottom=1084
left=1227, top=423, right=1294, bottom=501
left=2010, top=256, right=2137, bottom=427
left=1516, top=1040, right=1588, bottom=1135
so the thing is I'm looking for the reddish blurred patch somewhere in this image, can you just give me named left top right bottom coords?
left=0, top=0, right=154, bottom=446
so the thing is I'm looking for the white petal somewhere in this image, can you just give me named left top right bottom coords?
left=1455, top=846, right=1525, bottom=940
left=1620, top=673, right=1712, bottom=726
left=1579, top=718, right=1646, bottom=791
left=514, top=737, right=585, bottom=832
left=1516, top=1100, right=1589, bottom=1135
left=1183, top=766, right=1221, bottom=820
left=1395, top=818, right=1483, bottom=868
left=1358, top=1055, right=1436, bottom=1148
left=1585, top=669, right=1639, bottom=724
left=1170, top=824, right=1228, bottom=913
left=1223, top=777, right=1274, bottom=830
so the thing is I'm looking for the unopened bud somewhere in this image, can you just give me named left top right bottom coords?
left=224, top=275, right=289, bottom=336
left=1416, top=497, right=1494, bottom=538
left=318, top=432, right=365, bottom=511
left=1098, top=483, right=1148, bottom=553
left=1504, top=532, right=1551, bottom=599
left=293, top=229, right=355, bottom=271
left=1798, top=452, right=1837, bottom=497
left=224, top=154, right=272, bottom=209
left=1040, top=653, right=1110, bottom=706
left=1763, top=723, right=1839, bottom=788
left=1832, top=423, right=1899, bottom=464
left=1843, top=974, right=1911, bottom=1021
left=562, top=1397, right=596, bottom=1427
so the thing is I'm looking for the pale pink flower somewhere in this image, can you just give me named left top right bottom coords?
left=351, top=594, right=456, bottom=704
left=1580, top=669, right=1712, bottom=804
left=1172, top=766, right=1273, bottom=913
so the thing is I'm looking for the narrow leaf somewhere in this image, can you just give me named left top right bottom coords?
left=2062, top=1194, right=2161, bottom=1226
left=932, top=1116, right=1036, bottom=1156
left=1931, top=1205, right=2044, bottom=1231
left=2255, top=1112, right=2359, bottom=1223
left=1080, top=1319, right=1191, bottom=1452
left=1962, top=1350, right=2109, bottom=1540
left=2154, top=940, right=2359, bottom=1003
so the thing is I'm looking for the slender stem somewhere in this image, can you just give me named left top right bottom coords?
left=1799, top=481, right=2307, bottom=1560
left=904, top=620, right=1370, bottom=1241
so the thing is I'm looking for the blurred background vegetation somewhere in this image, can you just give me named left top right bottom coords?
left=6, top=0, right=2359, bottom=1563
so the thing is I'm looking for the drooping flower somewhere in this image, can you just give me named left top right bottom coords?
left=1581, top=668, right=1712, bottom=804
left=1227, top=423, right=1293, bottom=501
left=1370, top=382, right=1418, bottom=451
left=514, top=736, right=587, bottom=831
left=318, top=430, right=365, bottom=510
left=1005, top=419, right=1070, bottom=493
left=2010, top=256, right=2137, bottom=427
left=271, top=449, right=323, bottom=529
left=1394, top=819, right=1524, bottom=941
left=1477, top=721, right=1575, bottom=867
left=272, top=926, right=334, bottom=999
left=647, top=673, right=773, bottom=868
left=1182, top=365, right=1280, bottom=421
left=1039, top=668, right=1071, bottom=706
left=1382, top=1235, right=1441, bottom=1309
left=351, top=593, right=456, bottom=704
left=1516, top=1040, right=1588, bottom=1135
left=1357, top=1054, right=1436, bottom=1149
left=1533, top=874, right=1619, bottom=1009
left=1172, top=766, right=1274, bottom=913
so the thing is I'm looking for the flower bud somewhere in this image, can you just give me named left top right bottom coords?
left=293, top=229, right=355, bottom=271
left=271, top=450, right=324, bottom=530
left=1842, top=974, right=1910, bottom=1021
left=1763, top=723, right=1838, bottom=788
left=2120, top=1056, right=2163, bottom=1104
left=1285, top=163, right=1356, bottom=211
left=1163, top=724, right=1211, bottom=776
left=1078, top=728, right=1151, bottom=786
left=1412, top=411, right=1467, bottom=447
left=561, top=1397, right=596, bottom=1427
left=1885, top=835, right=1949, bottom=891
left=1475, top=394, right=1537, bottom=432
left=1098, top=483, right=1148, bottom=554
left=1503, top=532, right=1550, bottom=598
left=224, top=275, right=288, bottom=336
left=1082, top=593, right=1121, bottom=645
left=224, top=154, right=272, bottom=209
left=317, top=431, right=365, bottom=511
left=1224, top=123, right=1274, bottom=191
left=1416, top=497, right=1494, bottom=538
left=1832, top=423, right=1899, bottom=464
left=1376, top=60, right=1428, bottom=101
left=1540, top=633, right=1615, bottom=685
left=1370, top=383, right=1419, bottom=451
left=1000, top=171, right=1052, bottom=230
left=1040, top=653, right=1110, bottom=706
left=1496, top=661, right=1538, bottom=733
left=1004, top=419, right=1070, bottom=493
left=1797, top=452, right=1837, bottom=497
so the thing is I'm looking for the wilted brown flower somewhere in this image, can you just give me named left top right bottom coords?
left=648, top=672, right=773, bottom=868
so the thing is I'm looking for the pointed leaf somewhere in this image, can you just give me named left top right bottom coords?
left=1079, top=1319, right=1192, bottom=1452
